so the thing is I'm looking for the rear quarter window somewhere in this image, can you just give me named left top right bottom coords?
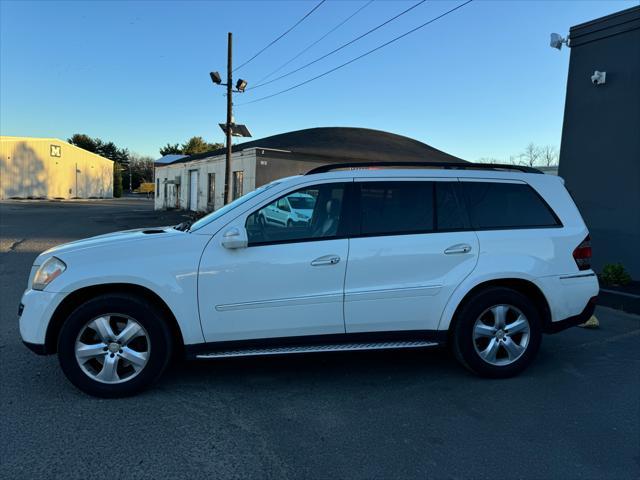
left=460, top=181, right=560, bottom=229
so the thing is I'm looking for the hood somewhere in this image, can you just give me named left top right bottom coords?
left=35, top=227, right=181, bottom=265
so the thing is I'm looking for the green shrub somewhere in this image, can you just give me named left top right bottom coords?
left=600, top=263, right=632, bottom=286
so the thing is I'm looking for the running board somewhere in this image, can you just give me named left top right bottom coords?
left=195, top=340, right=439, bottom=359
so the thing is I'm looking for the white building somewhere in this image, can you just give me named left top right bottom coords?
left=1, top=136, right=113, bottom=200
left=154, top=127, right=467, bottom=212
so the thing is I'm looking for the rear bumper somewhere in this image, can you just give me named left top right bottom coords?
left=544, top=296, right=597, bottom=334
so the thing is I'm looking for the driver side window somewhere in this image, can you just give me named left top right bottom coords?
left=246, top=183, right=346, bottom=246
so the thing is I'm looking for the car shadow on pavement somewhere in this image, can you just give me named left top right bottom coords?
left=161, top=346, right=469, bottom=390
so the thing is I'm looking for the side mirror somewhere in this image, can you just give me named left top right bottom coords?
left=221, top=226, right=248, bottom=249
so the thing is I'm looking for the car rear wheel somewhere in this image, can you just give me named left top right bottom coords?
left=58, top=293, right=173, bottom=397
left=452, top=287, right=542, bottom=378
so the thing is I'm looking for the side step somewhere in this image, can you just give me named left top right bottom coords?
left=195, top=340, right=439, bottom=359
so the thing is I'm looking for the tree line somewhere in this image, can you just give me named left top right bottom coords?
left=478, top=143, right=559, bottom=167
left=68, top=134, right=222, bottom=197
left=160, top=137, right=223, bottom=156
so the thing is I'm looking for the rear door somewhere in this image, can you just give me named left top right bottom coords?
left=344, top=178, right=479, bottom=333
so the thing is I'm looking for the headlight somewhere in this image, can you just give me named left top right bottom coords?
left=32, top=257, right=66, bottom=291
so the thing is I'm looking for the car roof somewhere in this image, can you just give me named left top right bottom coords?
left=301, top=168, right=550, bottom=182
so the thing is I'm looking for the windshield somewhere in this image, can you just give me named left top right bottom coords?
left=288, top=196, right=316, bottom=210
left=188, top=182, right=281, bottom=232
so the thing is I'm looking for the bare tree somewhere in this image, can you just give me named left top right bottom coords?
left=540, top=145, right=558, bottom=166
left=507, top=154, right=520, bottom=165
left=520, top=142, right=541, bottom=167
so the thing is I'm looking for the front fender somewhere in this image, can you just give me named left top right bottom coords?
left=41, top=233, right=211, bottom=345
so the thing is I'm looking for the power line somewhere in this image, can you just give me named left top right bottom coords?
left=247, top=0, right=427, bottom=91
left=233, top=0, right=326, bottom=73
left=255, top=0, right=375, bottom=85
left=238, top=0, right=473, bottom=106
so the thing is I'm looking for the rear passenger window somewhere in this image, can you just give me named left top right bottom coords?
left=359, top=182, right=434, bottom=236
left=461, top=182, right=560, bottom=229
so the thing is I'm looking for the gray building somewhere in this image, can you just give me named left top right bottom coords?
left=154, top=127, right=465, bottom=212
left=558, top=6, right=640, bottom=278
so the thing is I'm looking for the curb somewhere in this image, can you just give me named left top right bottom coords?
left=597, top=289, right=640, bottom=315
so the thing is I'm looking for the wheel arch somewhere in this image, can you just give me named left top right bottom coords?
left=440, top=277, right=552, bottom=336
left=45, top=283, right=185, bottom=355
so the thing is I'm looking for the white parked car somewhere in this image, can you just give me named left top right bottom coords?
left=19, top=162, right=599, bottom=397
left=258, top=192, right=316, bottom=227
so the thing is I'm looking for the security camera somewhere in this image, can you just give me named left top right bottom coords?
left=550, top=33, right=567, bottom=50
left=591, top=71, right=606, bottom=85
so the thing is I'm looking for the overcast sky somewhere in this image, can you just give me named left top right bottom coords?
left=1, top=0, right=636, bottom=160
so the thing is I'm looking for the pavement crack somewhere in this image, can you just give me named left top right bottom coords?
left=8, top=238, right=26, bottom=252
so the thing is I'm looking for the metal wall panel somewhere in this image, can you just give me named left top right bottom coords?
left=0, top=137, right=114, bottom=199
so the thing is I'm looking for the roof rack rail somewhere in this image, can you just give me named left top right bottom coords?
left=305, top=161, right=543, bottom=175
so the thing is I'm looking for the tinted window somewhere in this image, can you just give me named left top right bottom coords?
left=246, top=183, right=346, bottom=245
left=436, top=182, right=466, bottom=230
left=461, top=182, right=559, bottom=229
left=359, top=182, right=434, bottom=236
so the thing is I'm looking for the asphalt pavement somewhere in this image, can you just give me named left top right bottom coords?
left=1, top=198, right=639, bottom=479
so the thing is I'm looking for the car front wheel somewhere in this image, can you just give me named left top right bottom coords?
left=452, top=287, right=542, bottom=378
left=57, top=293, right=173, bottom=397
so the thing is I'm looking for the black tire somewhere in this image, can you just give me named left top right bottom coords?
left=57, top=293, right=173, bottom=397
left=452, top=287, right=542, bottom=378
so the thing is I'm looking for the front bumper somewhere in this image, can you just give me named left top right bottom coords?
left=18, top=288, right=66, bottom=353
left=544, top=296, right=597, bottom=334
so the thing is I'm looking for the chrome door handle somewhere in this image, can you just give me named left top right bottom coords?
left=444, top=244, right=472, bottom=255
left=311, top=255, right=341, bottom=266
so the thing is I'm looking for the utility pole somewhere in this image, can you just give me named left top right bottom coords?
left=209, top=33, right=250, bottom=206
left=224, top=32, right=233, bottom=205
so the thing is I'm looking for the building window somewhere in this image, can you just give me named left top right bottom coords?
left=156, top=178, right=160, bottom=198
left=233, top=171, right=244, bottom=200
left=207, top=173, right=216, bottom=206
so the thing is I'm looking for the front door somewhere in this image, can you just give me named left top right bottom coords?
left=344, top=179, right=479, bottom=333
left=189, top=170, right=198, bottom=211
left=198, top=180, right=351, bottom=342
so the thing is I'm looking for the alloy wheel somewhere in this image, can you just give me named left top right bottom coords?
left=74, top=314, right=150, bottom=384
left=472, top=304, right=531, bottom=366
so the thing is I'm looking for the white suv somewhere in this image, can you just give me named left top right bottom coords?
left=19, top=162, right=599, bottom=397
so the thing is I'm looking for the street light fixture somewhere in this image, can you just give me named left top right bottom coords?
left=209, top=71, right=222, bottom=85
left=235, top=79, right=248, bottom=92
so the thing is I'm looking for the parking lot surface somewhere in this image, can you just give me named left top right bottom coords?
left=1, top=199, right=639, bottom=479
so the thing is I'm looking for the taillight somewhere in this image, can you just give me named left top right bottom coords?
left=573, top=235, right=592, bottom=271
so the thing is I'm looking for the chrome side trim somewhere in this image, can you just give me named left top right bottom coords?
left=345, top=285, right=442, bottom=302
left=216, top=293, right=342, bottom=312
left=196, top=340, right=438, bottom=359
left=559, top=272, right=596, bottom=280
